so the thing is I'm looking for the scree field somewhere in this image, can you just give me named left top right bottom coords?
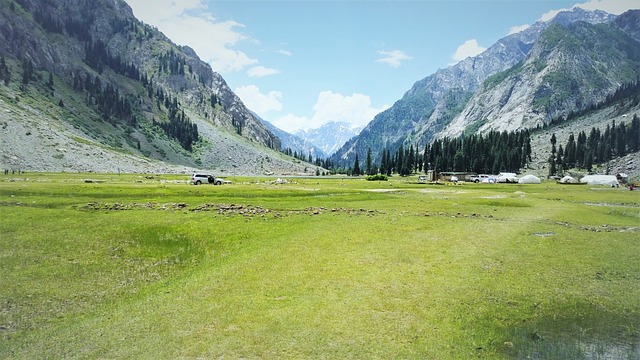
left=1, top=173, right=639, bottom=359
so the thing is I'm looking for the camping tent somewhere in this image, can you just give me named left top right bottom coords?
left=497, top=173, right=518, bottom=183
left=559, top=175, right=579, bottom=184
left=580, top=175, right=620, bottom=187
left=518, top=174, right=541, bottom=184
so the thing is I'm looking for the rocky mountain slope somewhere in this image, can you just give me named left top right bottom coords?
left=331, top=8, right=635, bottom=167
left=0, top=0, right=318, bottom=175
left=440, top=17, right=640, bottom=138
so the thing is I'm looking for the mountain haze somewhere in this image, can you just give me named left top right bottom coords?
left=294, top=122, right=362, bottom=157
left=257, top=115, right=326, bottom=160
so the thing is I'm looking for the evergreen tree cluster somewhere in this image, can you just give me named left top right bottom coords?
left=153, top=95, right=199, bottom=151
left=549, top=116, right=640, bottom=174
left=72, top=72, right=136, bottom=126
left=20, top=58, right=34, bottom=86
left=545, top=78, right=640, bottom=127
left=385, top=144, right=419, bottom=176
left=425, top=130, right=531, bottom=174
left=231, top=115, right=243, bottom=135
left=10, top=0, right=204, bottom=153
left=27, top=0, right=94, bottom=41
left=346, top=130, right=531, bottom=177
left=281, top=147, right=334, bottom=172
left=34, top=6, right=63, bottom=34
left=158, top=49, right=189, bottom=76
left=82, top=38, right=199, bottom=151
left=0, top=56, right=10, bottom=85
left=85, top=39, right=142, bottom=81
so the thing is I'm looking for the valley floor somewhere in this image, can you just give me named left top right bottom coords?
left=1, top=174, right=639, bottom=358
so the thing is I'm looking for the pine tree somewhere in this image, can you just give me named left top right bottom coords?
left=353, top=153, right=361, bottom=176
left=47, top=72, right=54, bottom=89
left=407, top=145, right=415, bottom=174
left=556, top=145, right=564, bottom=175
left=365, top=147, right=374, bottom=175
left=21, top=58, right=33, bottom=85
left=629, top=115, right=640, bottom=152
left=548, top=156, right=556, bottom=178
left=380, top=147, right=388, bottom=175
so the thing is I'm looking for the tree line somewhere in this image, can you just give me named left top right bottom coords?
left=83, top=38, right=199, bottom=150
left=548, top=116, right=640, bottom=175
left=31, top=0, right=200, bottom=152
left=544, top=78, right=640, bottom=128
left=153, top=96, right=199, bottom=152
left=158, top=49, right=189, bottom=77
left=347, top=130, right=532, bottom=176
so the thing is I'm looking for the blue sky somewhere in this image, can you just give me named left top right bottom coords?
left=124, top=0, right=638, bottom=132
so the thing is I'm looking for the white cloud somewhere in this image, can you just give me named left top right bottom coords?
left=247, top=66, right=281, bottom=78
left=452, top=39, right=487, bottom=63
left=272, top=91, right=389, bottom=132
left=235, top=85, right=283, bottom=115
left=508, top=24, right=531, bottom=35
left=125, top=0, right=205, bottom=21
left=277, top=50, right=293, bottom=56
left=376, top=50, right=413, bottom=68
left=540, top=8, right=566, bottom=22
left=271, top=113, right=309, bottom=133
left=124, top=0, right=258, bottom=73
left=509, top=1, right=636, bottom=39
left=540, top=0, right=637, bottom=22
left=574, top=0, right=638, bottom=14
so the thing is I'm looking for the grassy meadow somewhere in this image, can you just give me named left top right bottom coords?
left=1, top=173, right=639, bottom=359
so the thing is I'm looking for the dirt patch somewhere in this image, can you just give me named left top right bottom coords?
left=74, top=202, right=384, bottom=218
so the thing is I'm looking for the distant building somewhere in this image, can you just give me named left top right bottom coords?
left=437, top=172, right=475, bottom=182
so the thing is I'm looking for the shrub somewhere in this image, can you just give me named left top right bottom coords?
left=366, top=174, right=388, bottom=181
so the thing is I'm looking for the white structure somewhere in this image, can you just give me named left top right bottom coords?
left=518, top=174, right=541, bottom=184
left=580, top=175, right=620, bottom=187
left=559, top=175, right=579, bottom=184
left=497, top=172, right=518, bottom=183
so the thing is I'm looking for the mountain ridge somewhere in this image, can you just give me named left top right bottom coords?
left=0, top=0, right=322, bottom=175
left=330, top=7, right=629, bottom=166
left=439, top=18, right=640, bottom=139
left=294, top=121, right=363, bottom=157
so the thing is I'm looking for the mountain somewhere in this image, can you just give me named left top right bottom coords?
left=440, top=14, right=640, bottom=138
left=256, top=115, right=326, bottom=160
left=331, top=7, right=628, bottom=166
left=0, top=0, right=317, bottom=175
left=294, top=121, right=363, bottom=157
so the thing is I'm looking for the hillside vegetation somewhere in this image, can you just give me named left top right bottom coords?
left=0, top=0, right=318, bottom=175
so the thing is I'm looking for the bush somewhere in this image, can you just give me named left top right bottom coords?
left=366, top=174, right=388, bottom=181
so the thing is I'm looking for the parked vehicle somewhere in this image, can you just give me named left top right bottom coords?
left=470, top=174, right=490, bottom=183
left=190, top=173, right=224, bottom=185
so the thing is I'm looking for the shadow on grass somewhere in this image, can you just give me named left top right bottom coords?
left=503, top=301, right=640, bottom=359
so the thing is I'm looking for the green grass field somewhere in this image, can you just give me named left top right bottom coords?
left=1, top=173, right=639, bottom=359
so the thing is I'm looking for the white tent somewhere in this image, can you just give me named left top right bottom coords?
left=497, top=173, right=518, bottom=183
left=559, top=175, right=579, bottom=184
left=580, top=175, right=620, bottom=187
left=518, top=174, right=541, bottom=184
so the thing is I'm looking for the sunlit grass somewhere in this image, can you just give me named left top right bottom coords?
left=1, top=174, right=638, bottom=358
